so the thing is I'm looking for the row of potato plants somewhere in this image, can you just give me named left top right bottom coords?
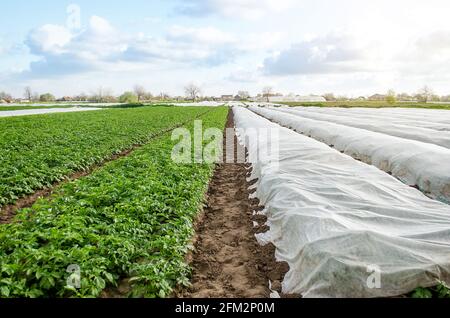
left=0, top=106, right=208, bottom=208
left=0, top=107, right=228, bottom=298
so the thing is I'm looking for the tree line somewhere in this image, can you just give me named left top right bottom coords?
left=1, top=84, right=449, bottom=104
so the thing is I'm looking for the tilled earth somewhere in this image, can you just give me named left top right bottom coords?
left=180, top=110, right=289, bottom=298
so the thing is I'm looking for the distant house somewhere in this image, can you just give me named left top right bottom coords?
left=0, top=99, right=7, bottom=104
left=397, top=93, right=415, bottom=102
left=250, top=94, right=264, bottom=102
left=299, top=95, right=327, bottom=102
left=221, top=95, right=234, bottom=101
left=269, top=95, right=327, bottom=103
left=368, top=94, right=386, bottom=101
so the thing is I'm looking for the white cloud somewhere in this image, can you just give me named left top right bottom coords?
left=23, top=16, right=132, bottom=77
left=263, top=29, right=450, bottom=79
left=72, top=16, right=127, bottom=62
left=238, top=32, right=283, bottom=51
left=27, top=16, right=125, bottom=61
left=0, top=38, right=6, bottom=56
left=88, top=15, right=115, bottom=35
left=24, top=16, right=259, bottom=77
left=175, top=0, right=296, bottom=20
left=27, top=24, right=72, bottom=54
left=402, top=31, right=450, bottom=69
left=226, top=68, right=260, bottom=83
left=124, top=25, right=240, bottom=66
left=124, top=35, right=232, bottom=65
left=6, top=1, right=450, bottom=97
left=167, top=25, right=236, bottom=45
left=263, top=33, right=371, bottom=75
left=24, top=14, right=286, bottom=79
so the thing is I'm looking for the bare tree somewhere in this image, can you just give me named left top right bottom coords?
left=0, top=91, right=13, bottom=103
left=442, top=95, right=450, bottom=102
left=32, top=92, right=40, bottom=102
left=397, top=93, right=413, bottom=102
left=237, top=91, right=250, bottom=100
left=92, top=87, right=104, bottom=103
left=24, top=86, right=32, bottom=101
left=262, top=86, right=273, bottom=102
left=184, top=84, right=202, bottom=101
left=323, top=93, right=336, bottom=102
left=91, top=87, right=115, bottom=103
left=143, top=92, right=153, bottom=101
left=386, top=89, right=397, bottom=105
left=159, top=92, right=170, bottom=100
left=77, top=93, right=88, bottom=102
left=102, top=88, right=115, bottom=103
left=430, top=94, right=441, bottom=102
left=337, top=95, right=349, bottom=101
left=417, top=86, right=433, bottom=103
left=39, top=93, right=56, bottom=102
left=134, top=85, right=147, bottom=102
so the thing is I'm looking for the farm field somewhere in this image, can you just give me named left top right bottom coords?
left=3, top=0, right=450, bottom=309
left=0, top=106, right=210, bottom=210
left=1, top=103, right=450, bottom=299
left=0, top=107, right=228, bottom=297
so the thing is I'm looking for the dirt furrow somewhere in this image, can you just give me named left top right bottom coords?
left=180, top=109, right=289, bottom=298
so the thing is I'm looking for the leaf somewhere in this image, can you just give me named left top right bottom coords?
left=95, top=277, right=106, bottom=290
left=1, top=286, right=10, bottom=297
left=412, top=287, right=433, bottom=299
left=437, top=283, right=450, bottom=298
left=104, top=272, right=115, bottom=284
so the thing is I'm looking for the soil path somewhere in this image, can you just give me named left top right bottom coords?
left=181, top=109, right=289, bottom=298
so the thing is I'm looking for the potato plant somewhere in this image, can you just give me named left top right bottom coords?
left=0, top=106, right=208, bottom=208
left=0, top=107, right=228, bottom=298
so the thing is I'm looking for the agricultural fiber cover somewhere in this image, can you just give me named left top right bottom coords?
left=249, top=106, right=450, bottom=204
left=233, top=106, right=450, bottom=298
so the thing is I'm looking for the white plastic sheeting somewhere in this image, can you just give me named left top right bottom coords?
left=276, top=107, right=450, bottom=149
left=233, top=106, right=450, bottom=298
left=173, top=101, right=225, bottom=107
left=301, top=106, right=450, bottom=123
left=298, top=107, right=450, bottom=131
left=249, top=106, right=450, bottom=204
left=1, top=103, right=122, bottom=107
left=173, top=101, right=249, bottom=107
left=0, top=107, right=101, bottom=118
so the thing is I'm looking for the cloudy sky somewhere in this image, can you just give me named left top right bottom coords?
left=1, top=0, right=449, bottom=97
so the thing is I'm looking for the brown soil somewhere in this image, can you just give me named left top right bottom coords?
left=179, top=109, right=290, bottom=298
left=0, top=110, right=212, bottom=224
